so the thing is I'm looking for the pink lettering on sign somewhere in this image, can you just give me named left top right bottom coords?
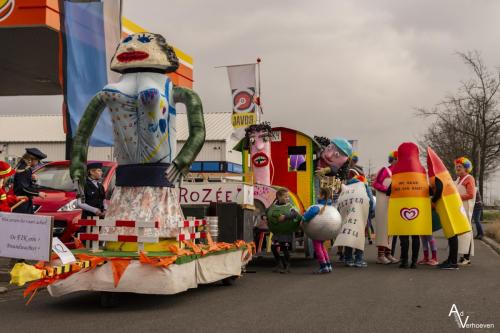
left=178, top=185, right=244, bottom=204
left=179, top=187, right=188, bottom=202
left=202, top=188, right=211, bottom=203
left=190, top=191, right=200, bottom=202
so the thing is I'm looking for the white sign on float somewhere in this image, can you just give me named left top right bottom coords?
left=52, top=237, right=76, bottom=264
left=178, top=183, right=254, bottom=206
left=0, top=212, right=53, bottom=261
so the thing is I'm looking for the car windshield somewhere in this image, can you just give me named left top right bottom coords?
left=35, top=164, right=111, bottom=192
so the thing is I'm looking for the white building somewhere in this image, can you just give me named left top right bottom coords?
left=0, top=113, right=242, bottom=174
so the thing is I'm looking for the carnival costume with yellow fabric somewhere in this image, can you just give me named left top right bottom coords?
left=388, top=143, right=432, bottom=236
left=426, top=148, right=471, bottom=238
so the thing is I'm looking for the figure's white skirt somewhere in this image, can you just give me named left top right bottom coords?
left=102, top=186, right=184, bottom=238
left=47, top=250, right=245, bottom=297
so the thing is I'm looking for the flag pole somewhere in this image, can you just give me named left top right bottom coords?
left=256, top=57, right=262, bottom=122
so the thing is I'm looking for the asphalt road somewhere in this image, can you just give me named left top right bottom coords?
left=0, top=236, right=498, bottom=333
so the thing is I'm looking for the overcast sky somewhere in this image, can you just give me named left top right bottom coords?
left=1, top=0, right=499, bottom=199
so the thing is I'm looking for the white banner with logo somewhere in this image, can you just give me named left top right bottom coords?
left=227, top=64, right=257, bottom=128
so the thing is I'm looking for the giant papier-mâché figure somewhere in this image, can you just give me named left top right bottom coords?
left=70, top=33, right=205, bottom=242
left=313, top=137, right=352, bottom=178
left=245, top=122, right=272, bottom=186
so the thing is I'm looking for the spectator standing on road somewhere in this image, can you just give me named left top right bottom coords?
left=373, top=151, right=399, bottom=264
left=13, top=148, right=47, bottom=214
left=472, top=190, right=484, bottom=240
left=77, top=162, right=106, bottom=219
left=454, top=157, right=476, bottom=266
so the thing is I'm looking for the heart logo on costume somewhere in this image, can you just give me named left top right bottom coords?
left=460, top=206, right=467, bottom=217
left=400, top=208, right=419, bottom=221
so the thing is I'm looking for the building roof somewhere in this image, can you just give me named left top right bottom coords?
left=177, top=112, right=234, bottom=141
left=0, top=112, right=235, bottom=143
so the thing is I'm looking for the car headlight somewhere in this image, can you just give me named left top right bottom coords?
left=58, top=199, right=79, bottom=212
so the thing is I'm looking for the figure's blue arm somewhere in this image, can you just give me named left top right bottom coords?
left=303, top=206, right=320, bottom=223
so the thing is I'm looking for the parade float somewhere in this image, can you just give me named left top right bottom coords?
left=9, top=33, right=253, bottom=305
left=234, top=126, right=353, bottom=256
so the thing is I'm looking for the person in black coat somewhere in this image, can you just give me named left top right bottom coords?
left=13, top=148, right=48, bottom=214
left=77, top=162, right=106, bottom=219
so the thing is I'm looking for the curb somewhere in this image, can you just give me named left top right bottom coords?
left=482, top=236, right=500, bottom=255
left=0, top=269, right=10, bottom=283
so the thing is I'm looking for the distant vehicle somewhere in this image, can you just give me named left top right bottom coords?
left=32, top=160, right=117, bottom=248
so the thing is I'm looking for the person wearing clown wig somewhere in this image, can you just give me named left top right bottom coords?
left=372, top=151, right=399, bottom=264
left=454, top=157, right=476, bottom=266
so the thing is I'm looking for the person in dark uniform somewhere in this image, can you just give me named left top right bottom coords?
left=77, top=162, right=106, bottom=218
left=13, top=148, right=48, bottom=214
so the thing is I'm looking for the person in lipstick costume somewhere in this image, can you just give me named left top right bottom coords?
left=387, top=142, right=432, bottom=269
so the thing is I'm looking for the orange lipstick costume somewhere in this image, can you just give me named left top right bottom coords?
left=388, top=142, right=432, bottom=236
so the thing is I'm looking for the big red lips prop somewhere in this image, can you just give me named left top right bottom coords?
left=388, top=142, right=432, bottom=236
left=427, top=147, right=471, bottom=238
left=252, top=152, right=269, bottom=167
left=116, top=51, right=149, bottom=63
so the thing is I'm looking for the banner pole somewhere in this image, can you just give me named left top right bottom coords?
left=256, top=57, right=262, bottom=122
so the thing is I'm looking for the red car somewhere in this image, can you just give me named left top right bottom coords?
left=32, top=160, right=117, bottom=248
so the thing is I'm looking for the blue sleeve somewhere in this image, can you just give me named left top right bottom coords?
left=365, top=184, right=375, bottom=214
left=303, top=206, right=320, bottom=222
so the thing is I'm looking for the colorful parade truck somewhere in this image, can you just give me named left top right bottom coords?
left=232, top=124, right=324, bottom=256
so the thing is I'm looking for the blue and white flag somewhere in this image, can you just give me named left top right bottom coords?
left=61, top=0, right=121, bottom=147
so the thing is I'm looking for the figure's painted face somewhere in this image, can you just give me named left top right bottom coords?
left=249, top=130, right=271, bottom=168
left=110, top=33, right=179, bottom=73
left=320, top=143, right=348, bottom=170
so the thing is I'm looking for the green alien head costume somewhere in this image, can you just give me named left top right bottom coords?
left=70, top=33, right=205, bottom=240
left=266, top=202, right=302, bottom=234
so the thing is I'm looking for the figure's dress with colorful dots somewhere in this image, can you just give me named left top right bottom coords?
left=99, top=72, right=183, bottom=238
